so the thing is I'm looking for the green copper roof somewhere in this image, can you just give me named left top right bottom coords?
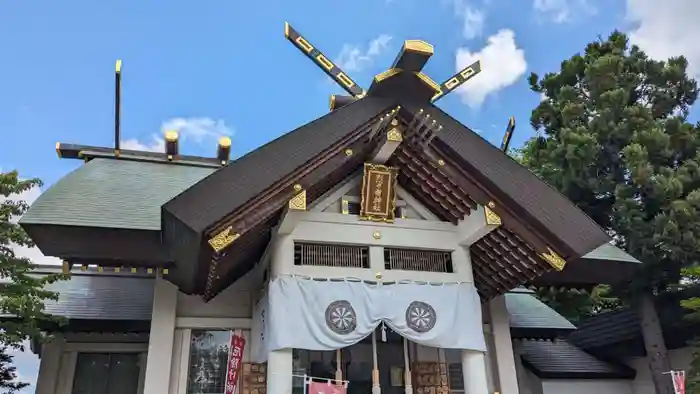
left=505, top=289, right=575, bottom=330
left=20, top=159, right=214, bottom=230
left=583, top=242, right=641, bottom=264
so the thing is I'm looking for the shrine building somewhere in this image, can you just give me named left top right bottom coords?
left=19, top=23, right=644, bottom=394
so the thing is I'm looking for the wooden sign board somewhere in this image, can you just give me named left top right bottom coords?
left=360, top=163, right=399, bottom=223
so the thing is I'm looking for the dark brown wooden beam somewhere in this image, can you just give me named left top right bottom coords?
left=206, top=114, right=385, bottom=241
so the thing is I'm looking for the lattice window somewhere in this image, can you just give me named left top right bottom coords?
left=294, top=243, right=370, bottom=268
left=384, top=248, right=453, bottom=273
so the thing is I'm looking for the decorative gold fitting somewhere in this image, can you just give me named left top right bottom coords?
left=344, top=148, right=354, bottom=156
left=55, top=142, right=62, bottom=158
left=164, top=130, right=178, bottom=142
left=115, top=59, right=122, bottom=73
left=437, top=159, right=445, bottom=167
left=391, top=119, right=398, bottom=126
left=387, top=128, right=403, bottom=142
left=293, top=183, right=302, bottom=192
left=375, top=271, right=383, bottom=281
left=208, top=226, right=240, bottom=253
left=403, top=40, right=434, bottom=55
left=484, top=204, right=502, bottom=226
left=540, top=247, right=566, bottom=271
left=487, top=201, right=496, bottom=208
left=372, top=231, right=381, bottom=239
left=341, top=198, right=349, bottom=214
left=219, top=136, right=231, bottom=148
left=289, top=188, right=307, bottom=211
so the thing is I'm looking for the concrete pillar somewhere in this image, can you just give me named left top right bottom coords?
left=266, top=348, right=293, bottom=394
left=462, top=350, right=489, bottom=394
left=489, top=296, right=520, bottom=394
left=142, top=277, right=178, bottom=394
left=34, top=336, right=65, bottom=394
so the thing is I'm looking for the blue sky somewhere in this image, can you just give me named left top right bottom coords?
left=1, top=0, right=699, bottom=392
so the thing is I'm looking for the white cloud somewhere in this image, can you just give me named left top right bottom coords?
left=161, top=117, right=233, bottom=143
left=626, top=0, right=700, bottom=78
left=121, top=117, right=234, bottom=153
left=335, top=34, right=393, bottom=73
left=450, top=0, right=486, bottom=40
left=121, top=135, right=165, bottom=152
left=454, top=29, right=528, bottom=108
left=533, top=0, right=596, bottom=23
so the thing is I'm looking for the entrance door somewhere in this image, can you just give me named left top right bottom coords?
left=342, top=328, right=407, bottom=394
left=376, top=335, right=406, bottom=394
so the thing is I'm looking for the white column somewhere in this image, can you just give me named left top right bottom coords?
left=267, top=348, right=293, bottom=394
left=462, top=350, right=489, bottom=394
left=489, top=295, right=520, bottom=394
left=143, top=277, right=178, bottom=394
left=35, top=335, right=65, bottom=394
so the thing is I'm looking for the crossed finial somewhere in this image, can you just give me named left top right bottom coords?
left=284, top=22, right=483, bottom=111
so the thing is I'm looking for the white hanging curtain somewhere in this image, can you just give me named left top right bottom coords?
left=250, top=276, right=485, bottom=363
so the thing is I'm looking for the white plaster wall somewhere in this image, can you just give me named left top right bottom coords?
left=176, top=269, right=256, bottom=318
left=273, top=213, right=474, bottom=285
left=518, top=368, right=543, bottom=394
left=625, top=347, right=696, bottom=394
left=542, top=380, right=633, bottom=394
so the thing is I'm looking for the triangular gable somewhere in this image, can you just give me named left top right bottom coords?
left=158, top=93, right=614, bottom=300
left=311, top=173, right=441, bottom=221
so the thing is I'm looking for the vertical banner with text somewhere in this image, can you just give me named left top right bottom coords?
left=671, top=370, right=686, bottom=394
left=225, top=330, right=247, bottom=394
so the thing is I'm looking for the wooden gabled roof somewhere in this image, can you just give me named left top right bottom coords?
left=21, top=25, right=637, bottom=301
left=161, top=91, right=614, bottom=300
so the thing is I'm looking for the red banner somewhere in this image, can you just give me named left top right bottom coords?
left=224, top=331, right=246, bottom=394
left=308, top=381, right=347, bottom=394
left=672, top=371, right=685, bottom=394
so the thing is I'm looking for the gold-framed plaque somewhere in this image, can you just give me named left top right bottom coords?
left=359, top=163, right=399, bottom=223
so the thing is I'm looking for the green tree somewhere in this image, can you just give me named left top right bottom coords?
left=680, top=265, right=700, bottom=393
left=0, top=170, right=65, bottom=388
left=534, top=285, right=622, bottom=324
left=520, top=31, right=700, bottom=394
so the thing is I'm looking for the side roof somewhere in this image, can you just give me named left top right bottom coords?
left=519, top=339, right=636, bottom=380
left=21, top=158, right=213, bottom=230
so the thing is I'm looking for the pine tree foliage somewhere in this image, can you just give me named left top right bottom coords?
left=0, top=347, right=28, bottom=394
left=0, top=170, right=65, bottom=348
left=520, top=31, right=700, bottom=394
